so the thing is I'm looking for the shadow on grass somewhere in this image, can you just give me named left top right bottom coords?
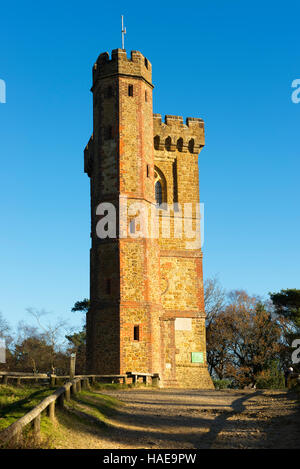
left=0, top=386, right=57, bottom=428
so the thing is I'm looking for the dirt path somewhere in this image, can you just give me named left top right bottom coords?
left=54, top=389, right=300, bottom=449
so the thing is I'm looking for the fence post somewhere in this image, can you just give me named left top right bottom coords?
left=3, top=375, right=8, bottom=385
left=57, top=393, right=64, bottom=408
left=48, top=402, right=55, bottom=422
left=70, top=353, right=76, bottom=381
left=33, top=414, right=41, bottom=439
left=16, top=377, right=21, bottom=386
left=152, top=374, right=160, bottom=387
left=77, top=380, right=81, bottom=393
left=83, top=378, right=89, bottom=390
left=71, top=382, right=77, bottom=396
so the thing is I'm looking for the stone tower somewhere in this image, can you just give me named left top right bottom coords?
left=84, top=49, right=213, bottom=388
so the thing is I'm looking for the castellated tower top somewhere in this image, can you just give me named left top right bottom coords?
left=153, top=114, right=205, bottom=154
left=92, top=49, right=152, bottom=89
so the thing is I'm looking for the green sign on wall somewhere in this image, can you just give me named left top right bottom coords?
left=191, top=352, right=204, bottom=363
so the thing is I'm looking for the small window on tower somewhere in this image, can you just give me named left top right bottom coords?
left=106, top=86, right=113, bottom=98
left=128, top=85, right=134, bottom=97
left=145, top=90, right=148, bottom=102
left=105, top=126, right=113, bottom=140
left=129, top=218, right=135, bottom=234
left=155, top=180, right=163, bottom=206
left=144, top=57, right=148, bottom=69
left=146, top=164, right=150, bottom=178
left=106, top=279, right=111, bottom=294
left=134, top=325, right=140, bottom=341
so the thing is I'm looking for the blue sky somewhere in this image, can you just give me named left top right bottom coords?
left=0, top=0, right=299, bottom=333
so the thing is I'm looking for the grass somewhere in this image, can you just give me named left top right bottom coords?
left=0, top=383, right=123, bottom=449
left=0, top=383, right=60, bottom=448
left=65, top=389, right=122, bottom=425
left=0, top=384, right=57, bottom=431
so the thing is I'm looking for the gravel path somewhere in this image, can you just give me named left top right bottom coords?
left=56, top=388, right=300, bottom=449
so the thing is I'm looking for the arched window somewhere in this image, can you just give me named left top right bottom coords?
left=155, top=180, right=163, bottom=206
left=154, top=166, right=167, bottom=208
left=154, top=135, right=160, bottom=150
left=188, top=138, right=195, bottom=153
left=177, top=138, right=183, bottom=152
left=165, top=136, right=172, bottom=151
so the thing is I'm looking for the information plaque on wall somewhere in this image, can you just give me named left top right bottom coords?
left=191, top=352, right=204, bottom=363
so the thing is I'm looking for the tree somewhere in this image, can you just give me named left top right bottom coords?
left=13, top=335, right=54, bottom=373
left=65, top=329, right=86, bottom=374
left=270, top=289, right=300, bottom=334
left=204, top=277, right=225, bottom=327
left=65, top=299, right=89, bottom=374
left=270, top=289, right=300, bottom=371
left=206, top=287, right=284, bottom=387
left=206, top=310, right=232, bottom=379
left=0, top=312, right=11, bottom=339
left=26, top=308, right=68, bottom=372
left=223, top=292, right=283, bottom=387
left=71, top=299, right=90, bottom=314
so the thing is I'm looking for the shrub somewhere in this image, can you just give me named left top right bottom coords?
left=255, top=362, right=285, bottom=389
left=213, top=379, right=232, bottom=390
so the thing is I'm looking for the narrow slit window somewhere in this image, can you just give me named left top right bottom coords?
left=105, top=126, right=112, bottom=140
left=106, top=86, right=112, bottom=98
left=146, top=164, right=150, bottom=178
left=106, top=278, right=111, bottom=294
left=129, top=218, right=135, bottom=234
left=134, top=325, right=140, bottom=341
left=145, top=90, right=148, bottom=102
left=155, top=180, right=163, bottom=206
left=128, top=85, right=134, bottom=97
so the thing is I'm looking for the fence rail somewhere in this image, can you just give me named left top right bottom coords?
left=0, top=376, right=90, bottom=446
left=0, top=371, right=160, bottom=445
left=1, top=371, right=160, bottom=386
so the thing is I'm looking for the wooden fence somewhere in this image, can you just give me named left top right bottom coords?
left=0, top=371, right=160, bottom=386
left=0, top=371, right=160, bottom=445
left=0, top=376, right=90, bottom=446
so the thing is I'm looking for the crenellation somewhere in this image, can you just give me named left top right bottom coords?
left=153, top=114, right=205, bottom=155
left=92, top=49, right=152, bottom=89
left=165, top=115, right=184, bottom=125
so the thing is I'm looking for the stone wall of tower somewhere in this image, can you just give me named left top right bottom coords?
left=85, top=50, right=163, bottom=377
left=117, top=53, right=163, bottom=375
left=153, top=115, right=213, bottom=388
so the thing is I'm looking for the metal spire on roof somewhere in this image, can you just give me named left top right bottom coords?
left=121, top=15, right=126, bottom=50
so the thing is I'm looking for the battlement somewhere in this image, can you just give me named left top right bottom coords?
left=153, top=114, right=205, bottom=154
left=92, top=49, right=152, bottom=88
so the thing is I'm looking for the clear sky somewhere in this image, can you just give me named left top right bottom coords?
left=0, top=0, right=299, bottom=333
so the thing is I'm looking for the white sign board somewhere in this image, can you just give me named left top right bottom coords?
left=175, top=318, right=192, bottom=331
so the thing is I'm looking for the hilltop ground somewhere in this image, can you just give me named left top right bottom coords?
left=52, top=388, right=300, bottom=449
